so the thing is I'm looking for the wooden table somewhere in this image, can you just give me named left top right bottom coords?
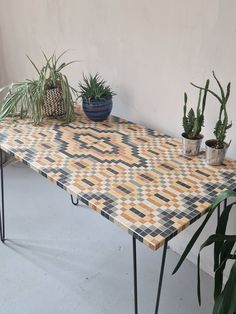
left=0, top=106, right=236, bottom=313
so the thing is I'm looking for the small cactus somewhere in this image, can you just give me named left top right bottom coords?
left=183, top=79, right=209, bottom=139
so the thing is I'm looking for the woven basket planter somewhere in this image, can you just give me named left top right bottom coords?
left=43, top=87, right=65, bottom=117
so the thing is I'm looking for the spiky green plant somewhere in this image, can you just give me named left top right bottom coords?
left=173, top=190, right=236, bottom=314
left=183, top=79, right=209, bottom=139
left=79, top=73, right=115, bottom=103
left=191, top=72, right=232, bottom=149
left=0, top=51, right=77, bottom=125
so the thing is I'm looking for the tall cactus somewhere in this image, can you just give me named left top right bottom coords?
left=183, top=79, right=209, bottom=139
left=191, top=71, right=232, bottom=148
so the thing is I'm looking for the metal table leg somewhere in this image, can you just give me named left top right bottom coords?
left=133, top=237, right=138, bottom=314
left=132, top=237, right=168, bottom=314
left=0, top=149, right=5, bottom=242
left=71, top=195, right=79, bottom=206
left=154, top=241, right=168, bottom=314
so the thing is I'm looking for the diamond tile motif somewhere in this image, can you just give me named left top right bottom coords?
left=0, top=106, right=236, bottom=250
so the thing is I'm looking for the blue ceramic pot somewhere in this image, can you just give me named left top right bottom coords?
left=82, top=98, right=113, bottom=122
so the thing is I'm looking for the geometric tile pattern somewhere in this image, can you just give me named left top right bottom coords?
left=0, top=106, right=236, bottom=250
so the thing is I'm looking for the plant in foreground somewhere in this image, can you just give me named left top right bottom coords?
left=173, top=189, right=236, bottom=314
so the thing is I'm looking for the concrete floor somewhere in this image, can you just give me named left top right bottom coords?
left=0, top=161, right=214, bottom=314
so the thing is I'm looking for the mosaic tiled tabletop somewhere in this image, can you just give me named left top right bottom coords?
left=0, top=106, right=236, bottom=250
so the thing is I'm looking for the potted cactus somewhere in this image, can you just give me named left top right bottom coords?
left=79, top=73, right=115, bottom=122
left=192, top=72, right=232, bottom=165
left=182, top=79, right=209, bottom=156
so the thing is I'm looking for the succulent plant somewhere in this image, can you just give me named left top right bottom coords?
left=79, top=73, right=115, bottom=103
left=183, top=79, right=209, bottom=139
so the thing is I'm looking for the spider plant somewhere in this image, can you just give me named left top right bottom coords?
left=173, top=189, right=236, bottom=314
left=0, top=51, right=77, bottom=125
left=0, top=67, right=47, bottom=125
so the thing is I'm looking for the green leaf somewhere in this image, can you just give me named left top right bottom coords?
left=173, top=190, right=236, bottom=275
left=55, top=49, right=70, bottom=65
left=79, top=73, right=115, bottom=101
left=26, top=55, right=41, bottom=75
left=214, top=239, right=235, bottom=300
left=213, top=261, right=236, bottom=314
left=197, top=234, right=236, bottom=305
left=214, top=202, right=234, bottom=270
left=57, top=60, right=78, bottom=72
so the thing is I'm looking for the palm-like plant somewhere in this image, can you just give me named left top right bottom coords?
left=0, top=51, right=77, bottom=125
left=173, top=190, right=236, bottom=314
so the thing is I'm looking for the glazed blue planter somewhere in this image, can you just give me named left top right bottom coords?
left=82, top=98, right=113, bottom=122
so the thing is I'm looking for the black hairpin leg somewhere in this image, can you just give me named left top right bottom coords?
left=132, top=237, right=168, bottom=314
left=70, top=195, right=79, bottom=206
left=0, top=149, right=5, bottom=242
left=132, top=237, right=138, bottom=314
left=154, top=241, right=168, bottom=314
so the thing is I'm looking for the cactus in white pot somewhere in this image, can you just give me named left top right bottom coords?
left=182, top=79, right=209, bottom=156
left=192, top=71, right=232, bottom=165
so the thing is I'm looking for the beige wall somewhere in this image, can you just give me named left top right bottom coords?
left=0, top=0, right=235, bottom=278
left=0, top=30, right=6, bottom=85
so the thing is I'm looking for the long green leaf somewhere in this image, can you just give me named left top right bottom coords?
left=26, top=55, right=41, bottom=75
left=57, top=60, right=78, bottom=72
left=214, top=202, right=235, bottom=269
left=214, top=202, right=235, bottom=296
left=213, top=261, right=236, bottom=314
left=197, top=234, right=236, bottom=305
left=173, top=190, right=236, bottom=275
left=214, top=240, right=235, bottom=300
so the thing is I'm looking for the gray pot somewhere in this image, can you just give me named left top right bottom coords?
left=205, top=139, right=228, bottom=166
left=182, top=133, right=203, bottom=156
